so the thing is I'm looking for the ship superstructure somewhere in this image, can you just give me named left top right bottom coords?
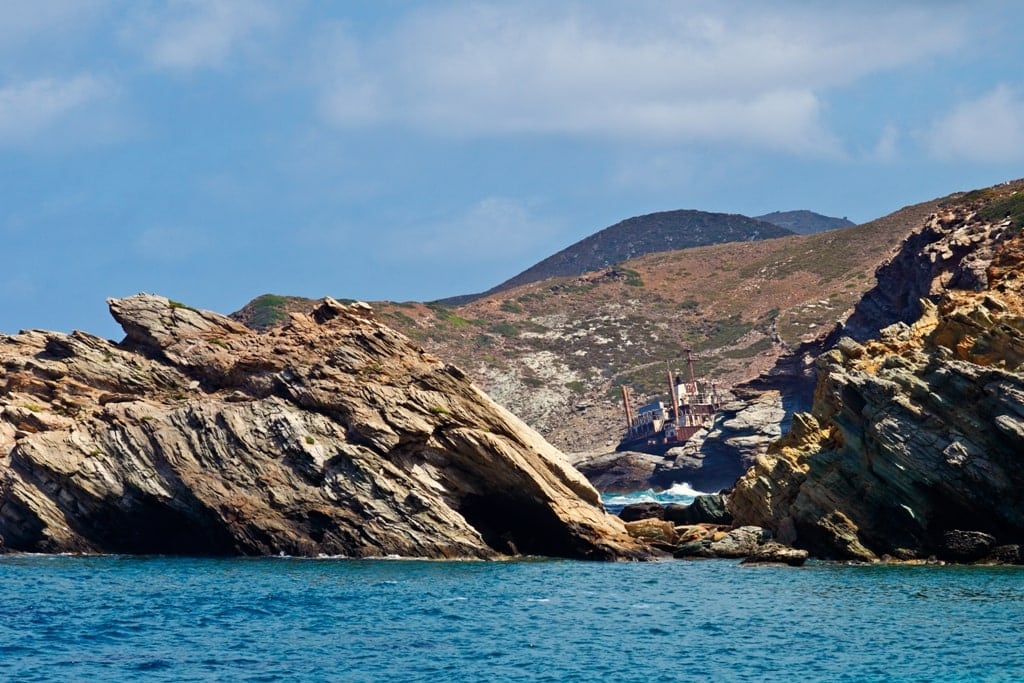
left=616, top=350, right=723, bottom=454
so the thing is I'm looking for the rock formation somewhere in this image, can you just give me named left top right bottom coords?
left=0, top=294, right=647, bottom=560
left=729, top=189, right=1024, bottom=562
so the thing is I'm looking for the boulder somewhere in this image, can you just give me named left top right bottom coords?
left=673, top=540, right=716, bottom=559
left=741, top=542, right=809, bottom=567
left=986, top=545, right=1023, bottom=565
left=708, top=526, right=773, bottom=558
left=939, top=530, right=997, bottom=563
left=671, top=494, right=733, bottom=525
left=624, top=519, right=678, bottom=548
left=0, top=294, right=648, bottom=560
left=618, top=502, right=665, bottom=522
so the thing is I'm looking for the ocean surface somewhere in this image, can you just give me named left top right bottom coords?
left=2, top=552, right=1022, bottom=682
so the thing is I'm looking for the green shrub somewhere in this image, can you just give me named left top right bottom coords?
left=489, top=322, right=520, bottom=337
left=977, top=193, right=1024, bottom=231
left=248, top=294, right=289, bottom=329
left=500, top=300, right=523, bottom=314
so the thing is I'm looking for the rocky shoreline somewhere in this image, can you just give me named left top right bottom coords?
left=618, top=496, right=1023, bottom=566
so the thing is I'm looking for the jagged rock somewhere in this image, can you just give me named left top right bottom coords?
left=624, top=519, right=678, bottom=548
left=573, top=450, right=666, bottom=493
left=673, top=540, right=717, bottom=559
left=672, top=524, right=781, bottom=560
left=741, top=542, right=809, bottom=567
left=730, top=198, right=1024, bottom=560
left=939, top=530, right=997, bottom=563
left=986, top=545, right=1023, bottom=565
left=709, top=526, right=773, bottom=558
left=652, top=392, right=789, bottom=492
left=0, top=294, right=647, bottom=560
left=679, top=494, right=733, bottom=525
left=618, top=502, right=665, bottom=522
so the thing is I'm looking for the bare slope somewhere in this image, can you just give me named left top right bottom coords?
left=235, top=192, right=948, bottom=455
left=367, top=194, right=943, bottom=453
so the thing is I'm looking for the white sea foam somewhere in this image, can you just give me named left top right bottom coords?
left=601, top=482, right=710, bottom=511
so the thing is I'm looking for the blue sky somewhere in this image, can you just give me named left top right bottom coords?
left=3, top=1, right=1024, bottom=338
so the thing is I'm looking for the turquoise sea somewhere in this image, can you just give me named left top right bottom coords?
left=1, top=553, right=1022, bottom=682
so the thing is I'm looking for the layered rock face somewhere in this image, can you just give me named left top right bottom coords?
left=730, top=198, right=1024, bottom=561
left=0, top=295, right=645, bottom=560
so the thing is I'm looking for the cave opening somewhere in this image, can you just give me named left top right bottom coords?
left=458, top=493, right=587, bottom=559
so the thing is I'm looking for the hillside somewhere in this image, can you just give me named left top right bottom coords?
left=235, top=191, right=953, bottom=455
left=440, top=210, right=794, bottom=305
left=755, top=210, right=855, bottom=234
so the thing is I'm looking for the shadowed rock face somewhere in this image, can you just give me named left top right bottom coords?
left=0, top=295, right=646, bottom=560
left=729, top=199, right=1024, bottom=561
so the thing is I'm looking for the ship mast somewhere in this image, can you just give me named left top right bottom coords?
left=685, top=348, right=697, bottom=386
left=666, top=363, right=680, bottom=422
left=620, top=385, right=634, bottom=431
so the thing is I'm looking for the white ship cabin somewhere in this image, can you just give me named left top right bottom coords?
left=675, top=377, right=720, bottom=406
left=627, top=401, right=668, bottom=437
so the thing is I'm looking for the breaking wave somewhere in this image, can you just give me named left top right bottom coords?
left=601, top=482, right=709, bottom=514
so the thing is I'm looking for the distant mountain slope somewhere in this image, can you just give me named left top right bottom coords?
left=755, top=210, right=854, bottom=234
left=442, top=210, right=793, bottom=305
left=232, top=182, right=1019, bottom=457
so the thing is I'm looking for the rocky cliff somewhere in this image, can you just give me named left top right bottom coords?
left=0, top=295, right=646, bottom=560
left=729, top=188, right=1024, bottom=561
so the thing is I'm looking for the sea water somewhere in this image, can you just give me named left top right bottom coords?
left=601, top=482, right=707, bottom=514
left=1, top=554, right=1021, bottom=682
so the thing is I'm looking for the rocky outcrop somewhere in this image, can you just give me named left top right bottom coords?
left=573, top=450, right=665, bottom=493
left=729, top=193, right=1024, bottom=562
left=652, top=390, right=795, bottom=492
left=0, top=294, right=647, bottom=560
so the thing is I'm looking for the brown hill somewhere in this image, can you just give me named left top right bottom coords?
left=439, top=209, right=794, bottom=305
left=234, top=191, right=954, bottom=456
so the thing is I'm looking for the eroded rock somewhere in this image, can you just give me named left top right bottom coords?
left=730, top=198, right=1024, bottom=562
left=0, top=294, right=648, bottom=560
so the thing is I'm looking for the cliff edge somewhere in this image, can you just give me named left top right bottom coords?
left=729, top=188, right=1024, bottom=561
left=0, top=295, right=646, bottom=560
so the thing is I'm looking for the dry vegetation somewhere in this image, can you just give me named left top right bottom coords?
left=234, top=190, right=971, bottom=452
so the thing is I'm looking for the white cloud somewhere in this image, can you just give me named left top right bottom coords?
left=383, top=197, right=563, bottom=265
left=123, top=0, right=277, bottom=72
left=868, top=124, right=900, bottom=163
left=314, top=2, right=964, bottom=156
left=0, top=75, right=111, bottom=146
left=925, top=85, right=1024, bottom=162
left=0, top=1, right=108, bottom=51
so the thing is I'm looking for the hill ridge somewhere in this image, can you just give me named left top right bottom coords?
left=439, top=209, right=794, bottom=305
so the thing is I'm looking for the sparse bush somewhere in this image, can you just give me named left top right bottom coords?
left=248, top=294, right=289, bottom=329
left=489, top=322, right=520, bottom=337
left=977, top=193, right=1024, bottom=231
left=500, top=300, right=523, bottom=314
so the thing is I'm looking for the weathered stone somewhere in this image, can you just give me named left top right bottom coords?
left=677, top=494, right=733, bottom=525
left=673, top=540, right=716, bottom=559
left=730, top=209, right=1024, bottom=561
left=663, top=503, right=689, bottom=524
left=741, top=542, right=809, bottom=567
left=939, top=530, right=997, bottom=563
left=624, top=519, right=678, bottom=547
left=0, top=294, right=648, bottom=560
left=574, top=450, right=665, bottom=493
left=708, top=526, right=772, bottom=558
left=986, top=544, right=1023, bottom=565
left=618, top=502, right=665, bottom=522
